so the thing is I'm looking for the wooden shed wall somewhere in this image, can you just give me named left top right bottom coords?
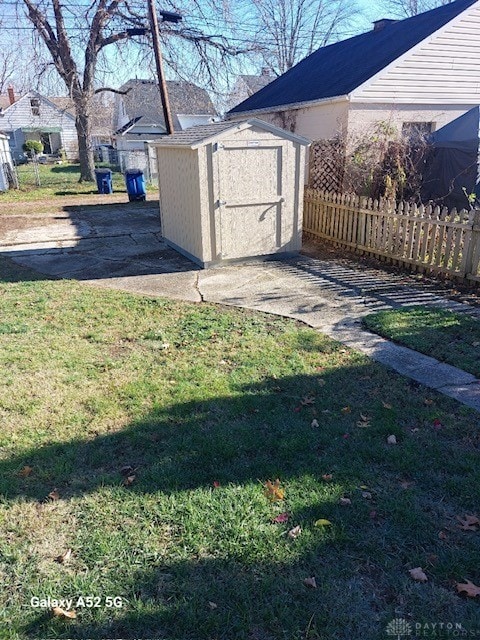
left=156, top=147, right=206, bottom=261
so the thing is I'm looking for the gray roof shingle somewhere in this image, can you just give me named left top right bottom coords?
left=117, top=79, right=216, bottom=131
left=151, top=120, right=236, bottom=146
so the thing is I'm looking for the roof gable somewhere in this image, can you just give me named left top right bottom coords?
left=0, top=91, right=76, bottom=121
left=117, top=79, right=216, bottom=130
left=229, top=0, right=479, bottom=114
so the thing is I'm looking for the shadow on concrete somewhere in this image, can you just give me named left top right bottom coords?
left=0, top=201, right=199, bottom=286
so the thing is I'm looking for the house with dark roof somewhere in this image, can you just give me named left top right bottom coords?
left=113, top=79, right=217, bottom=159
left=0, top=88, right=77, bottom=161
left=228, top=0, right=480, bottom=143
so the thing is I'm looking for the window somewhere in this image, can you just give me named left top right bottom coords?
left=30, top=98, right=40, bottom=116
left=402, top=121, right=434, bottom=140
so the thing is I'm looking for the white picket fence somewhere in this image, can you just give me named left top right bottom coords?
left=303, top=188, right=480, bottom=283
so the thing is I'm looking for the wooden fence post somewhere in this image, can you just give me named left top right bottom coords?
left=462, top=209, right=480, bottom=279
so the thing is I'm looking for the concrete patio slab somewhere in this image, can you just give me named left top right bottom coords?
left=1, top=203, right=479, bottom=414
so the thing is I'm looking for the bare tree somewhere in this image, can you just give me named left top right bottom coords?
left=241, top=0, right=360, bottom=75
left=381, top=0, right=453, bottom=18
left=19, top=0, right=148, bottom=181
left=19, top=0, right=248, bottom=182
left=0, top=52, right=15, bottom=97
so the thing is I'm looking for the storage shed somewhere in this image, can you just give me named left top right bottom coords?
left=152, top=118, right=310, bottom=267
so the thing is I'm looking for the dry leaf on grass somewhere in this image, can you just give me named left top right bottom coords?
left=362, top=491, right=372, bottom=500
left=341, top=406, right=351, bottom=414
left=382, top=401, right=392, bottom=409
left=264, top=479, right=285, bottom=502
left=56, top=548, right=72, bottom=564
left=304, top=577, right=317, bottom=589
left=386, top=435, right=397, bottom=445
left=124, top=475, right=136, bottom=486
left=456, top=580, right=480, bottom=598
left=438, top=530, right=448, bottom=540
left=314, top=519, right=332, bottom=527
left=321, top=474, right=333, bottom=481
left=356, top=414, right=371, bottom=428
left=288, top=525, right=302, bottom=539
left=52, top=607, right=76, bottom=619
left=457, top=515, right=480, bottom=531
left=208, top=601, right=218, bottom=610
left=409, top=567, right=428, bottom=583
left=48, top=489, right=60, bottom=501
left=18, top=466, right=33, bottom=478
left=272, top=512, right=289, bottom=524
left=339, top=497, right=351, bottom=506
left=311, top=419, right=319, bottom=428
left=301, top=395, right=315, bottom=406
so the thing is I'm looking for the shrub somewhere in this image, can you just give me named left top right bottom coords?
left=23, top=140, right=44, bottom=157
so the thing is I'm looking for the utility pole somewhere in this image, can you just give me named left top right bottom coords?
left=146, top=0, right=181, bottom=135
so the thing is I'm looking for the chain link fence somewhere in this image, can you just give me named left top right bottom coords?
left=9, top=148, right=158, bottom=192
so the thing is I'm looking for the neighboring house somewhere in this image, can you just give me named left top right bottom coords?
left=228, top=0, right=480, bottom=143
left=228, top=68, right=273, bottom=111
left=113, top=79, right=218, bottom=171
left=0, top=88, right=77, bottom=161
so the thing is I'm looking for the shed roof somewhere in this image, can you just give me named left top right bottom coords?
left=228, top=0, right=478, bottom=114
left=151, top=118, right=310, bottom=149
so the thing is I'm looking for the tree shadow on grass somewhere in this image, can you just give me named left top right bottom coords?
left=3, top=366, right=480, bottom=639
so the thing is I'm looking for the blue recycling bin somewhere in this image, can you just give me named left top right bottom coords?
left=94, top=168, right=113, bottom=194
left=125, top=168, right=146, bottom=202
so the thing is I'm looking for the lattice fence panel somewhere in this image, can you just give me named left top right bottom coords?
left=308, top=139, right=346, bottom=193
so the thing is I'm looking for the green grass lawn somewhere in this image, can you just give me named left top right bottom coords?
left=0, top=259, right=479, bottom=640
left=0, top=163, right=155, bottom=203
left=362, top=306, right=480, bottom=378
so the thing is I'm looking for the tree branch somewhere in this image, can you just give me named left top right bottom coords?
left=94, top=86, right=131, bottom=95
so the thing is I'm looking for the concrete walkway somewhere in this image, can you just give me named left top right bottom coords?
left=1, top=204, right=480, bottom=413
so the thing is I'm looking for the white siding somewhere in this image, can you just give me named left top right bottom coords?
left=352, top=3, right=480, bottom=104
left=229, top=100, right=349, bottom=142
left=0, top=93, right=77, bottom=159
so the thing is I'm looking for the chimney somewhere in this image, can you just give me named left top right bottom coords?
left=373, top=18, right=398, bottom=31
left=7, top=86, right=15, bottom=105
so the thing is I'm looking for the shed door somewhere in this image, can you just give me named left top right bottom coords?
left=215, top=140, right=288, bottom=259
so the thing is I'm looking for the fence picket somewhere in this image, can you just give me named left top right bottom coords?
left=302, top=190, right=480, bottom=283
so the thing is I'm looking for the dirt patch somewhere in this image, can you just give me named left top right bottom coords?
left=0, top=192, right=154, bottom=216
left=0, top=216, right=68, bottom=234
